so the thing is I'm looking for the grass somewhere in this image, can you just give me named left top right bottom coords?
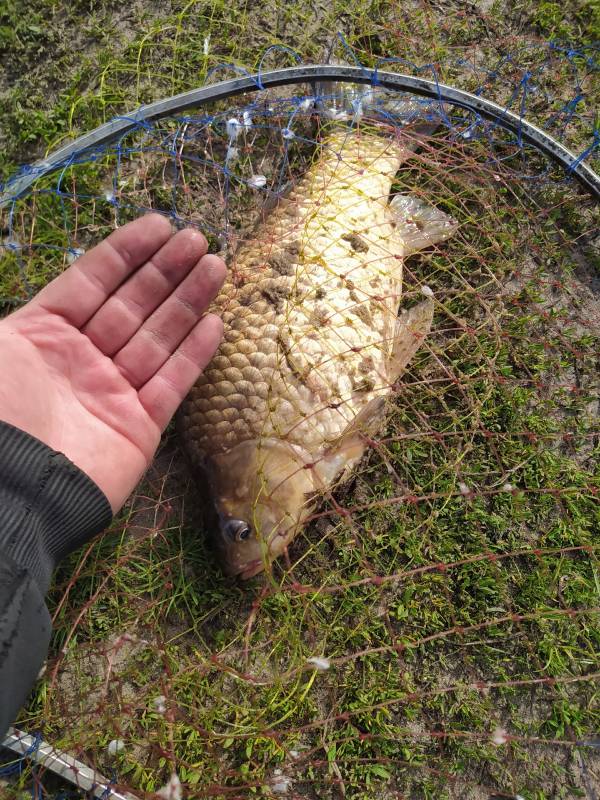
left=1, top=1, right=599, bottom=799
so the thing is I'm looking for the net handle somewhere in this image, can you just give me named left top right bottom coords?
left=1, top=726, right=137, bottom=800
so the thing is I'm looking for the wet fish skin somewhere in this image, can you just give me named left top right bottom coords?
left=178, top=130, right=455, bottom=578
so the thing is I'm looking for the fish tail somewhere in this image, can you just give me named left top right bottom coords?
left=313, top=80, right=440, bottom=173
left=314, top=74, right=440, bottom=145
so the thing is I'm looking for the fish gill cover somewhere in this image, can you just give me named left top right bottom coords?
left=0, top=31, right=599, bottom=800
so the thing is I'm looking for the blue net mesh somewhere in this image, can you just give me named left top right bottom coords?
left=0, top=38, right=599, bottom=800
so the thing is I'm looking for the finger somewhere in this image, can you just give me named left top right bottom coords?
left=138, top=313, right=224, bottom=431
left=30, top=214, right=173, bottom=327
left=82, top=228, right=208, bottom=355
left=114, top=254, right=226, bottom=388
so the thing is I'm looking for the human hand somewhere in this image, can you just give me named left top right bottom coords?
left=0, top=214, right=225, bottom=512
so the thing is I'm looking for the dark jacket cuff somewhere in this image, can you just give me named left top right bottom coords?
left=0, top=420, right=112, bottom=594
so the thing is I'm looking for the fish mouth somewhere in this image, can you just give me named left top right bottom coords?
left=235, top=531, right=291, bottom=579
left=220, top=530, right=293, bottom=580
left=238, top=559, right=265, bottom=580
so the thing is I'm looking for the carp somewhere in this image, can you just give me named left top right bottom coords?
left=179, top=127, right=456, bottom=577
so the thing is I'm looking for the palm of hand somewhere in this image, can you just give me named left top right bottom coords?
left=0, top=312, right=155, bottom=512
left=0, top=215, right=225, bottom=512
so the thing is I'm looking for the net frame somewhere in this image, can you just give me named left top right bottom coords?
left=0, top=41, right=599, bottom=800
left=1, top=64, right=599, bottom=208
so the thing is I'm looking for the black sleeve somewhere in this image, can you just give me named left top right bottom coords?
left=0, top=421, right=112, bottom=735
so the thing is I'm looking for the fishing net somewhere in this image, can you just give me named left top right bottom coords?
left=1, top=36, right=599, bottom=800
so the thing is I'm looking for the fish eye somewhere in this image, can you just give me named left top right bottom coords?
left=223, top=519, right=252, bottom=542
left=237, top=524, right=251, bottom=542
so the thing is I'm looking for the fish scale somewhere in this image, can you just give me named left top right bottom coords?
left=180, top=132, right=404, bottom=461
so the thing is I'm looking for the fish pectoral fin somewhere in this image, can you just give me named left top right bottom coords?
left=390, top=193, right=458, bottom=255
left=389, top=296, right=434, bottom=383
left=258, top=180, right=294, bottom=221
left=312, top=396, right=388, bottom=487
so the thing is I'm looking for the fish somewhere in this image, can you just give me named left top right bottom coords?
left=178, top=126, right=456, bottom=578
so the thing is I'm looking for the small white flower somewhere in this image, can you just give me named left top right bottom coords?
left=104, top=190, right=115, bottom=202
left=226, top=118, right=242, bottom=140
left=271, top=769, right=292, bottom=794
left=502, top=482, right=514, bottom=492
left=157, top=772, right=181, bottom=800
left=242, top=110, right=253, bottom=128
left=153, top=695, right=167, bottom=714
left=203, top=35, right=210, bottom=56
left=248, top=174, right=267, bottom=189
left=306, top=656, right=330, bottom=671
left=226, top=145, right=239, bottom=162
left=281, top=127, right=295, bottom=140
left=421, top=285, right=434, bottom=297
left=491, top=727, right=508, bottom=746
left=458, top=481, right=470, bottom=496
left=107, top=739, right=125, bottom=755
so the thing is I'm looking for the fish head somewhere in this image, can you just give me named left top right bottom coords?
left=206, top=439, right=318, bottom=579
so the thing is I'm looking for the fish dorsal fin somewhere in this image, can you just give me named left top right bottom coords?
left=389, top=295, right=434, bottom=383
left=390, top=193, right=457, bottom=255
